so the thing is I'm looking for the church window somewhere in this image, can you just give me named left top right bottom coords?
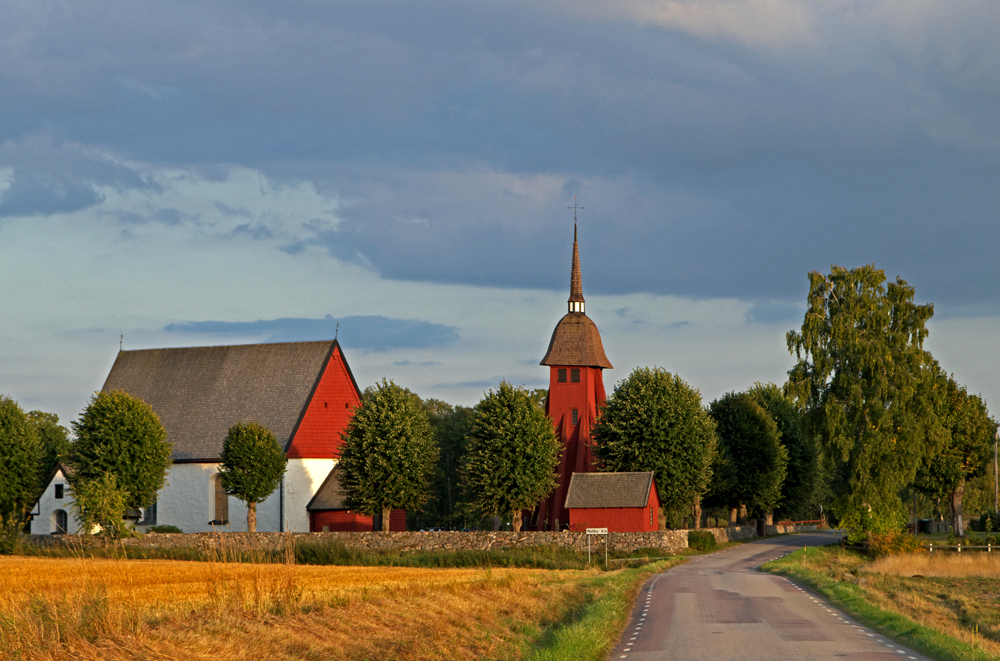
left=54, top=484, right=64, bottom=499
left=214, top=475, right=229, bottom=525
left=53, top=509, right=68, bottom=534
left=558, top=369, right=567, bottom=383
left=141, top=499, right=158, bottom=525
left=650, top=507, right=654, bottom=527
left=572, top=409, right=579, bottom=425
left=571, top=369, right=580, bottom=383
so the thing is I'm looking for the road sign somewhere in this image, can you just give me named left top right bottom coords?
left=586, top=528, right=608, bottom=535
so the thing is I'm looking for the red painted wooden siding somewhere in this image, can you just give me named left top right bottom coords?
left=309, top=509, right=406, bottom=532
left=287, top=345, right=361, bottom=459
left=567, top=483, right=660, bottom=533
left=538, top=365, right=607, bottom=530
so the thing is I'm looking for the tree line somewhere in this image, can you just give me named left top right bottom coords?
left=1, top=264, right=996, bottom=540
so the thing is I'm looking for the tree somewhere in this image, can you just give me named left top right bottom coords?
left=218, top=422, right=287, bottom=533
left=464, top=381, right=562, bottom=532
left=786, top=265, right=942, bottom=538
left=747, top=383, right=820, bottom=521
left=27, top=411, right=71, bottom=493
left=709, top=392, right=788, bottom=527
left=70, top=473, right=130, bottom=537
left=0, top=395, right=42, bottom=529
left=915, top=374, right=996, bottom=536
left=338, top=379, right=437, bottom=531
left=592, top=367, right=717, bottom=529
left=70, top=390, right=172, bottom=512
left=421, top=399, right=476, bottom=530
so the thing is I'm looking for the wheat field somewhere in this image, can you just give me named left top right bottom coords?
left=0, top=556, right=597, bottom=660
left=867, top=551, right=1000, bottom=578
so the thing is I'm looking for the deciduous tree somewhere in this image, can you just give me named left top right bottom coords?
left=0, top=394, right=42, bottom=529
left=339, top=379, right=437, bottom=531
left=218, top=422, right=287, bottom=533
left=27, top=411, right=71, bottom=493
left=592, top=367, right=716, bottom=529
left=464, top=381, right=561, bottom=532
left=70, top=390, right=172, bottom=512
left=915, top=374, right=996, bottom=537
left=709, top=392, right=788, bottom=526
left=786, top=265, right=941, bottom=538
left=421, top=399, right=476, bottom=530
left=748, top=383, right=820, bottom=521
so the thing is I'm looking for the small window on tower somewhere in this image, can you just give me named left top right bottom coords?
left=572, top=409, right=579, bottom=425
left=571, top=369, right=580, bottom=383
left=54, top=484, right=64, bottom=499
left=558, top=369, right=567, bottom=383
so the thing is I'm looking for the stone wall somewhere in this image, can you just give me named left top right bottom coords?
left=26, top=525, right=790, bottom=555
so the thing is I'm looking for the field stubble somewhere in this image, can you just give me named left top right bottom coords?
left=776, top=545, right=1000, bottom=658
left=0, top=552, right=603, bottom=660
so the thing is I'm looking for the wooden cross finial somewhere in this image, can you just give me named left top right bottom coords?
left=567, top=196, right=583, bottom=223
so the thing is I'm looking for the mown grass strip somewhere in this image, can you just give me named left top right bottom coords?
left=525, top=557, right=683, bottom=661
left=763, top=547, right=992, bottom=661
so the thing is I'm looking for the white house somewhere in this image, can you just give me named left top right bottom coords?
left=32, top=339, right=364, bottom=534
left=30, top=464, right=83, bottom=535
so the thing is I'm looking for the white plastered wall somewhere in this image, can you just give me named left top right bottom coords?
left=282, top=458, right=336, bottom=533
left=154, top=460, right=332, bottom=533
left=29, top=468, right=81, bottom=535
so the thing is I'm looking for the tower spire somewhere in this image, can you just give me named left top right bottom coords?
left=568, top=221, right=585, bottom=314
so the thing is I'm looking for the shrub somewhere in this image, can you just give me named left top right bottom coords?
left=688, top=529, right=717, bottom=552
left=147, top=525, right=182, bottom=534
left=867, top=531, right=924, bottom=558
left=974, top=511, right=1000, bottom=533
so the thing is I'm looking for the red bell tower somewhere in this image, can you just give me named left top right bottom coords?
left=536, top=223, right=613, bottom=531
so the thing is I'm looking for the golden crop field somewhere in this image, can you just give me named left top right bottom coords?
left=867, top=551, right=1000, bottom=579
left=0, top=556, right=598, bottom=661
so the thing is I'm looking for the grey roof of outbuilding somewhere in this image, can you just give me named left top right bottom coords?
left=306, top=465, right=349, bottom=511
left=101, top=340, right=339, bottom=461
left=564, top=472, right=655, bottom=509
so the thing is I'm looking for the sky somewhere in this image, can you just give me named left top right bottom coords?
left=2, top=0, right=999, bottom=428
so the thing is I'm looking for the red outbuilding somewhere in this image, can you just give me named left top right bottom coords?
left=565, top=472, right=660, bottom=533
left=306, top=465, right=406, bottom=532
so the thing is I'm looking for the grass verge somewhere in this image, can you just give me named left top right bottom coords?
left=525, top=557, right=683, bottom=661
left=762, top=546, right=995, bottom=661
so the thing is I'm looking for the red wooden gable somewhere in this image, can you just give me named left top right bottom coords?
left=286, top=343, right=361, bottom=459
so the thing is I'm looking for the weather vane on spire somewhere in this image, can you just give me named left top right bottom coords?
left=567, top=196, right=583, bottom=224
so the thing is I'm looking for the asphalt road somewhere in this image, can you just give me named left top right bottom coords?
left=609, top=531, right=932, bottom=661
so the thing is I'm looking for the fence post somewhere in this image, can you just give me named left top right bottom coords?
left=929, top=544, right=933, bottom=554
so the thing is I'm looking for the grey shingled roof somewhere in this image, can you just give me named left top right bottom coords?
left=306, top=465, right=348, bottom=511
left=564, top=472, right=655, bottom=509
left=101, top=340, right=338, bottom=461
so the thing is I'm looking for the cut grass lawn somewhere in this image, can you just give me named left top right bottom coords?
left=0, top=554, right=684, bottom=660
left=763, top=545, right=999, bottom=661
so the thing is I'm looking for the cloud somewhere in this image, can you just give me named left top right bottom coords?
left=437, top=374, right=548, bottom=389
left=164, top=314, right=459, bottom=352
left=536, top=0, right=816, bottom=48
left=0, top=134, right=148, bottom=219
left=393, top=360, right=444, bottom=366
left=746, top=300, right=804, bottom=325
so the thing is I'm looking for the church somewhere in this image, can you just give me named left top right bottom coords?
left=535, top=223, right=614, bottom=531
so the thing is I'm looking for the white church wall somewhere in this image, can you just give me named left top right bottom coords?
left=30, top=468, right=81, bottom=535
left=154, top=460, right=330, bottom=534
left=282, top=458, right=336, bottom=533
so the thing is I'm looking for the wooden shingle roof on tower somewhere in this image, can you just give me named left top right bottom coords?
left=540, top=223, right=612, bottom=369
left=101, top=339, right=357, bottom=462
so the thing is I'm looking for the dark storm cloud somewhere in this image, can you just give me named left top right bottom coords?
left=4, top=1, right=1000, bottom=308
left=164, top=314, right=459, bottom=352
left=0, top=134, right=150, bottom=219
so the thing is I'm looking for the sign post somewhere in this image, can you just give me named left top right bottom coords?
left=586, top=527, right=609, bottom=566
